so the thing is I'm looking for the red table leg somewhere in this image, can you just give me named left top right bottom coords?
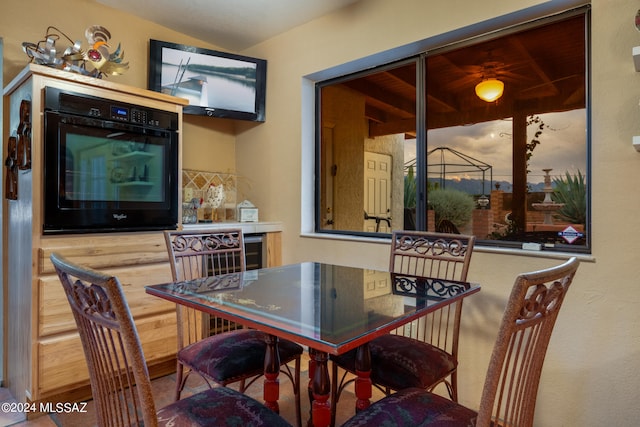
left=264, top=334, right=280, bottom=413
left=307, top=349, right=316, bottom=425
left=354, top=343, right=372, bottom=412
left=308, top=349, right=330, bottom=427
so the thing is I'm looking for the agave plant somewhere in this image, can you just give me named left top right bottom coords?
left=552, top=170, right=586, bottom=225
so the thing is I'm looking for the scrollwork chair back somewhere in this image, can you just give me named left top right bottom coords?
left=387, top=231, right=476, bottom=400
left=341, top=257, right=579, bottom=427
left=164, top=229, right=302, bottom=427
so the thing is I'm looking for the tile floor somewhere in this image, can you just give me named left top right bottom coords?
left=0, top=355, right=382, bottom=427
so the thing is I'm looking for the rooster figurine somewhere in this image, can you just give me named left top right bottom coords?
left=83, top=25, right=129, bottom=77
left=207, top=184, right=226, bottom=210
left=206, top=184, right=226, bottom=222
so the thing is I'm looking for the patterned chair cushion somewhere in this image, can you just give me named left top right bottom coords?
left=333, top=334, right=456, bottom=391
left=178, top=329, right=304, bottom=383
left=157, top=385, right=293, bottom=426
left=341, top=387, right=477, bottom=427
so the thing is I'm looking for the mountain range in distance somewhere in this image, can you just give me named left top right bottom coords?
left=428, top=178, right=548, bottom=194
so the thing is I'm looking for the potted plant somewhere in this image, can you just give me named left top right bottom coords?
left=552, top=170, right=586, bottom=225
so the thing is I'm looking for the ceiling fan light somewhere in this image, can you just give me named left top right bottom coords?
left=475, top=78, right=504, bottom=102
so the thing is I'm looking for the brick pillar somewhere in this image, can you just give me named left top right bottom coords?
left=473, top=209, right=493, bottom=239
left=491, top=190, right=504, bottom=223
left=427, top=210, right=435, bottom=232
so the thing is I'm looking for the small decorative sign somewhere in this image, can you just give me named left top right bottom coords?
left=237, top=200, right=259, bottom=222
left=558, top=225, right=583, bottom=244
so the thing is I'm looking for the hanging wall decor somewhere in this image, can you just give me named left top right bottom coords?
left=4, top=99, right=32, bottom=200
left=17, top=100, right=32, bottom=170
left=4, top=136, right=18, bottom=200
left=22, top=25, right=128, bottom=78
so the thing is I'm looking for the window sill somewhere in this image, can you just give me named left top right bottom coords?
left=300, top=231, right=595, bottom=262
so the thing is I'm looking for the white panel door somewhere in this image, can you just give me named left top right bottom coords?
left=364, top=152, right=392, bottom=233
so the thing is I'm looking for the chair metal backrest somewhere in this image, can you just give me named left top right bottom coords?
left=390, top=230, right=475, bottom=280
left=164, top=229, right=246, bottom=347
left=50, top=252, right=158, bottom=427
left=389, top=230, right=475, bottom=398
left=476, top=257, right=579, bottom=427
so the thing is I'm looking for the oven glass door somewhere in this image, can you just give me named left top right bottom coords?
left=44, top=111, right=178, bottom=233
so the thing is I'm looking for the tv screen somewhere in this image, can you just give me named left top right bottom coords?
left=148, top=39, right=266, bottom=122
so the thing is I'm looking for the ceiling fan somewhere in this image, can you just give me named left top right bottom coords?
left=454, top=57, right=535, bottom=88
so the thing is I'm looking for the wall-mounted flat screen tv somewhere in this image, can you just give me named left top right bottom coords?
left=148, top=39, right=266, bottom=122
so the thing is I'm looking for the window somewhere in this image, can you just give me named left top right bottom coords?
left=315, top=8, right=590, bottom=253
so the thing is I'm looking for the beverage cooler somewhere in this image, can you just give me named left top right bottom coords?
left=244, top=233, right=267, bottom=270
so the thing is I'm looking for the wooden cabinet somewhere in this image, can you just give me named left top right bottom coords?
left=2, top=64, right=283, bottom=406
left=3, top=65, right=284, bottom=405
left=36, top=233, right=178, bottom=397
left=1, top=65, right=188, bottom=404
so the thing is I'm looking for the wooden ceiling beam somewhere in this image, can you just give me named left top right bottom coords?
left=507, top=37, right=558, bottom=96
left=364, top=104, right=387, bottom=123
left=382, top=68, right=416, bottom=90
left=341, top=80, right=415, bottom=116
left=369, top=117, right=416, bottom=137
left=426, top=92, right=459, bottom=113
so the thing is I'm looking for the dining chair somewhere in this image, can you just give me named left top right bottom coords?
left=341, top=256, right=580, bottom=427
left=331, top=230, right=475, bottom=426
left=50, top=252, right=293, bottom=427
left=164, top=229, right=302, bottom=426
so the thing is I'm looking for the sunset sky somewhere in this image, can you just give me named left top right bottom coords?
left=404, top=108, right=587, bottom=187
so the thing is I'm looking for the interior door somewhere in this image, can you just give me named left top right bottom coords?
left=364, top=152, right=392, bottom=233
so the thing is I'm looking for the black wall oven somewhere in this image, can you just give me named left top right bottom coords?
left=43, top=87, right=179, bottom=234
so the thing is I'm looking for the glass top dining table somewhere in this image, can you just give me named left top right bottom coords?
left=146, top=262, right=480, bottom=427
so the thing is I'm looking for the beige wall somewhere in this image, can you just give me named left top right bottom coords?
left=238, top=1, right=639, bottom=426
left=3, top=0, right=640, bottom=425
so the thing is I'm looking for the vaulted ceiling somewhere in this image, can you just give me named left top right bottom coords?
left=96, top=0, right=360, bottom=51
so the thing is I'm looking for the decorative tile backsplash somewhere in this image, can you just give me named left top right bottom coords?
left=182, top=169, right=237, bottom=221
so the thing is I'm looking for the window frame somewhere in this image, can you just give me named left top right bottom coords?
left=311, top=5, right=591, bottom=254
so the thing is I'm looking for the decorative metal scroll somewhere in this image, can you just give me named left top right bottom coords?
left=392, top=274, right=469, bottom=301
left=168, top=274, right=281, bottom=312
left=174, top=274, right=244, bottom=295
left=70, top=280, right=118, bottom=326
left=395, top=234, right=468, bottom=258
left=518, top=281, right=565, bottom=323
left=172, top=232, right=241, bottom=254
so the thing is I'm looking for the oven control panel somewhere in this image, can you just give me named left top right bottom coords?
left=44, top=87, right=178, bottom=130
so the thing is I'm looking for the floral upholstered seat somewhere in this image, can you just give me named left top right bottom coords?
left=333, top=334, right=456, bottom=391
left=157, top=386, right=292, bottom=427
left=341, top=387, right=477, bottom=427
left=178, top=329, right=304, bottom=384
